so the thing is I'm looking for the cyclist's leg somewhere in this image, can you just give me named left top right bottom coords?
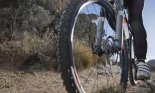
left=127, top=0, right=151, bottom=79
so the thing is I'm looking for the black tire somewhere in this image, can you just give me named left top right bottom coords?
left=119, top=49, right=128, bottom=93
left=58, top=0, right=116, bottom=93
left=129, top=59, right=137, bottom=85
left=128, top=39, right=137, bottom=85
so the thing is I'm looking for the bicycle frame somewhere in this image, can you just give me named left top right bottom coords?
left=96, top=0, right=132, bottom=52
left=95, top=0, right=134, bottom=88
left=114, top=0, right=137, bottom=87
left=96, top=0, right=131, bottom=48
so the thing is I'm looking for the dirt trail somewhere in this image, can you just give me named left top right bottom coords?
left=0, top=70, right=67, bottom=93
left=0, top=66, right=155, bottom=93
left=126, top=71, right=155, bottom=93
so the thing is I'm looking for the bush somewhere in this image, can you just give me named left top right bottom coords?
left=74, top=40, right=97, bottom=70
left=0, top=0, right=59, bottom=71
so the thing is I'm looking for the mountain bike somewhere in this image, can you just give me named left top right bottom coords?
left=58, top=0, right=138, bottom=92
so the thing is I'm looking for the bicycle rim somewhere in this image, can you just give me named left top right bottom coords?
left=58, top=0, right=121, bottom=92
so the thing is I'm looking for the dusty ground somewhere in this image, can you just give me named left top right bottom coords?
left=0, top=69, right=66, bottom=93
left=0, top=64, right=155, bottom=93
left=126, top=71, right=155, bottom=93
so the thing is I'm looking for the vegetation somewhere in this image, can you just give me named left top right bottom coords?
left=99, top=86, right=121, bottom=93
left=73, top=40, right=97, bottom=69
left=0, top=0, right=59, bottom=70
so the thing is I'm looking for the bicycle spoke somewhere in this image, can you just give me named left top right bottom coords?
left=58, top=0, right=119, bottom=92
left=82, top=65, right=96, bottom=87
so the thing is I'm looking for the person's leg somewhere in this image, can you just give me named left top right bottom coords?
left=127, top=0, right=151, bottom=79
left=128, top=0, right=147, bottom=59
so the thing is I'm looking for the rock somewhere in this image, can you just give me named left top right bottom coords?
left=147, top=59, right=155, bottom=71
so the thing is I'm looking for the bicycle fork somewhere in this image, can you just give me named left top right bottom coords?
left=93, top=4, right=131, bottom=90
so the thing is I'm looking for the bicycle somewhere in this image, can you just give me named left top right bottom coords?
left=58, top=0, right=138, bottom=92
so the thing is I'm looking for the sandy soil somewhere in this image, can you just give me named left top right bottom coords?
left=0, top=70, right=67, bottom=93
left=0, top=65, right=155, bottom=93
left=126, top=71, right=155, bottom=93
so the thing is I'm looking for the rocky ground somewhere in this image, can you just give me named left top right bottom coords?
left=0, top=0, right=155, bottom=93
left=0, top=69, right=66, bottom=93
left=0, top=64, right=155, bottom=93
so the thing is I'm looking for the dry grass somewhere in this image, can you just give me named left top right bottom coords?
left=21, top=32, right=55, bottom=55
left=99, top=85, right=121, bottom=93
left=73, top=40, right=97, bottom=69
left=0, top=39, right=27, bottom=70
left=0, top=31, right=57, bottom=70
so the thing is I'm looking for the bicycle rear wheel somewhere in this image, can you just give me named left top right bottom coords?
left=128, top=39, right=138, bottom=85
left=119, top=45, right=129, bottom=92
left=129, top=58, right=137, bottom=85
left=120, top=38, right=137, bottom=92
left=58, top=0, right=120, bottom=92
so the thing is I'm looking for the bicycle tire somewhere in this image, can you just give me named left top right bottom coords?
left=58, top=0, right=117, bottom=93
left=129, top=59, right=137, bottom=85
left=119, top=41, right=129, bottom=92
left=120, top=38, right=138, bottom=92
left=127, top=38, right=137, bottom=85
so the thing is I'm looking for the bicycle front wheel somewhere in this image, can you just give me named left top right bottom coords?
left=58, top=0, right=119, bottom=93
